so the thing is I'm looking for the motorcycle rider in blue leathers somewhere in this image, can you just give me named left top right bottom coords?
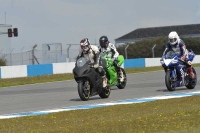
left=161, top=31, right=195, bottom=86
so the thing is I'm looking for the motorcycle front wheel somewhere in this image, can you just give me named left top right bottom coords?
left=78, top=81, right=90, bottom=101
left=165, top=70, right=176, bottom=91
left=99, top=84, right=111, bottom=99
left=99, top=78, right=111, bottom=99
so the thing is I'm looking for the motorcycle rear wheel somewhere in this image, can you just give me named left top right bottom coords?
left=78, top=81, right=90, bottom=101
left=186, top=67, right=197, bottom=89
left=165, top=70, right=176, bottom=91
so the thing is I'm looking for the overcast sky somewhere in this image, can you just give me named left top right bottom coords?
left=0, top=0, right=200, bottom=52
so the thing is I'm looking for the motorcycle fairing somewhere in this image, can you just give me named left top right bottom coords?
left=73, top=64, right=103, bottom=92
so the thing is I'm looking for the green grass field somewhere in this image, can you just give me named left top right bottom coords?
left=0, top=64, right=199, bottom=132
left=0, top=96, right=200, bottom=133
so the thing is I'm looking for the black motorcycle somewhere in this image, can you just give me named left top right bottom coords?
left=73, top=57, right=111, bottom=101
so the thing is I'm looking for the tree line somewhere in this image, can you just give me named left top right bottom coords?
left=117, top=36, right=200, bottom=59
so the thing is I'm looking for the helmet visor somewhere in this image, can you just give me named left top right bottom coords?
left=81, top=45, right=89, bottom=52
left=100, top=40, right=107, bottom=48
left=169, top=38, right=177, bottom=43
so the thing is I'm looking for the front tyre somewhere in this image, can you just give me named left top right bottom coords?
left=99, top=81, right=111, bottom=98
left=165, top=70, right=176, bottom=91
left=186, top=67, right=197, bottom=89
left=78, top=81, right=90, bottom=101
left=99, top=85, right=111, bottom=98
left=117, top=68, right=127, bottom=89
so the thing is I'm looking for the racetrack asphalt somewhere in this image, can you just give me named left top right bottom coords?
left=0, top=68, right=199, bottom=117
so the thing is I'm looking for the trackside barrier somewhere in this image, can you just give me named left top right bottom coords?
left=1, top=65, right=27, bottom=79
left=0, top=56, right=199, bottom=79
left=145, top=55, right=200, bottom=67
left=52, top=62, right=75, bottom=74
left=124, top=58, right=145, bottom=68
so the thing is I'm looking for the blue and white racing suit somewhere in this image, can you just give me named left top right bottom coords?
left=162, top=39, right=188, bottom=85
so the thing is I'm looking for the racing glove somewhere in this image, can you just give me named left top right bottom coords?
left=111, top=57, right=117, bottom=62
left=181, top=55, right=186, bottom=61
left=187, top=60, right=192, bottom=65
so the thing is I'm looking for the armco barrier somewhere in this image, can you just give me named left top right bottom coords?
left=1, top=65, right=27, bottom=79
left=145, top=58, right=161, bottom=67
left=124, top=58, right=145, bottom=68
left=27, top=64, right=53, bottom=77
left=0, top=56, right=199, bottom=79
left=145, top=55, right=200, bottom=67
left=52, top=62, right=75, bottom=74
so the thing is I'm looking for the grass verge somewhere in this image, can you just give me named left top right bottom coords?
left=0, top=95, right=200, bottom=133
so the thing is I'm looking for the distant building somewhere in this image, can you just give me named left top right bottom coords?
left=115, top=23, right=200, bottom=45
left=0, top=24, right=12, bottom=53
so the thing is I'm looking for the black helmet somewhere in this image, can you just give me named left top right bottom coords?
left=99, top=36, right=109, bottom=48
left=80, top=38, right=90, bottom=53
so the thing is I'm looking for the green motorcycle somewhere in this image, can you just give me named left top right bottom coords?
left=101, top=53, right=127, bottom=89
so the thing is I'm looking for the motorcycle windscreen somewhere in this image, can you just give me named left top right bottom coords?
left=165, top=51, right=177, bottom=59
left=76, top=57, right=87, bottom=67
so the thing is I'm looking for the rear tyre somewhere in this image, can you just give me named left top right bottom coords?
left=78, top=81, right=90, bottom=101
left=117, top=68, right=127, bottom=89
left=165, top=70, right=176, bottom=91
left=186, top=67, right=197, bottom=89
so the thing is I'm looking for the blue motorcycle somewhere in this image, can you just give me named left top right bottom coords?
left=160, top=51, right=197, bottom=91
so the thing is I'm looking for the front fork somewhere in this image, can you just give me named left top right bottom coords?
left=169, top=68, right=181, bottom=88
left=175, top=65, right=186, bottom=86
left=171, top=68, right=176, bottom=80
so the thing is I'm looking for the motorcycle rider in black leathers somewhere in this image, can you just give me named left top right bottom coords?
left=99, top=35, right=124, bottom=82
left=77, top=38, right=107, bottom=88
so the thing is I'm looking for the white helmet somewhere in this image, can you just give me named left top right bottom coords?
left=168, top=31, right=179, bottom=45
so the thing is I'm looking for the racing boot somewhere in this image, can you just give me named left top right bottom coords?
left=119, top=69, right=124, bottom=82
left=187, top=67, right=195, bottom=79
left=114, top=61, right=124, bottom=82
left=102, top=75, right=107, bottom=88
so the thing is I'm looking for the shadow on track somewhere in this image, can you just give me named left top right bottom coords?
left=69, top=96, right=103, bottom=101
left=157, top=87, right=190, bottom=92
